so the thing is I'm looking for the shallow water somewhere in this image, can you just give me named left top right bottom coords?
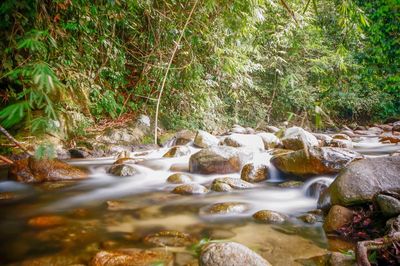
left=0, top=137, right=398, bottom=265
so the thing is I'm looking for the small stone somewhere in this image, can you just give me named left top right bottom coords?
left=253, top=210, right=287, bottom=224
left=143, top=230, right=195, bottom=247
left=240, top=163, right=269, bottom=183
left=211, top=177, right=254, bottom=192
left=166, top=173, right=193, bottom=184
left=172, top=184, right=209, bottom=195
left=212, top=182, right=233, bottom=192
left=298, top=214, right=317, bottom=224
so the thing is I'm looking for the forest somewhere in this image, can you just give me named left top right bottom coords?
left=0, top=0, right=399, bottom=139
left=0, top=1, right=400, bottom=266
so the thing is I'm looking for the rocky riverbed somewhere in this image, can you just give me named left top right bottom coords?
left=1, top=122, right=400, bottom=265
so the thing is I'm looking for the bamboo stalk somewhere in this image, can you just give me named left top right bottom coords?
left=153, top=0, right=199, bottom=144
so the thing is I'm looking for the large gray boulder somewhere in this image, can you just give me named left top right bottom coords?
left=199, top=242, right=271, bottom=266
left=271, top=147, right=362, bottom=177
left=189, top=146, right=251, bottom=174
left=281, top=127, right=319, bottom=150
left=327, top=157, right=400, bottom=206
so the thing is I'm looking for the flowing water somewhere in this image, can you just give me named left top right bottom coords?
left=0, top=136, right=398, bottom=265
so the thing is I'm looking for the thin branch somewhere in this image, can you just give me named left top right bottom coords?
left=0, top=155, right=13, bottom=164
left=153, top=0, right=199, bottom=144
left=0, top=125, right=32, bottom=155
left=279, top=0, right=299, bottom=25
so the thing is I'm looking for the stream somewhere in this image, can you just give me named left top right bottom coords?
left=0, top=135, right=398, bottom=265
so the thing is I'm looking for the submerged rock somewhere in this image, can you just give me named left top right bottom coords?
left=327, top=157, right=400, bottom=206
left=199, top=242, right=271, bottom=266
left=200, top=202, right=251, bottom=215
left=9, top=157, right=88, bottom=183
left=189, top=146, right=251, bottom=174
left=163, top=146, right=191, bottom=158
left=271, top=147, right=362, bottom=177
left=240, top=163, right=269, bottom=183
left=253, top=210, right=288, bottom=224
left=194, top=130, right=219, bottom=148
left=281, top=127, right=319, bottom=150
left=90, top=249, right=173, bottom=266
left=143, top=230, right=195, bottom=247
left=19, top=254, right=83, bottom=266
left=28, top=215, right=66, bottom=228
left=172, top=183, right=209, bottom=195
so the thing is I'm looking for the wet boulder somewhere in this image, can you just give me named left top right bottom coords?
left=323, top=205, right=353, bottom=233
left=174, top=130, right=196, bottom=145
left=281, top=127, right=319, bottom=150
left=194, top=130, right=219, bottom=148
left=327, top=157, right=400, bottom=206
left=189, top=146, right=251, bottom=174
left=257, top=132, right=281, bottom=149
left=376, top=193, right=400, bottom=217
left=172, top=183, right=209, bottom=195
left=271, top=147, right=362, bottom=177
left=90, top=249, right=173, bottom=266
left=9, top=157, right=88, bottom=183
left=222, top=134, right=265, bottom=151
left=166, top=173, right=193, bottom=184
left=240, top=163, right=269, bottom=183
left=108, top=164, right=137, bottom=176
left=199, top=242, right=271, bottom=266
left=253, top=210, right=288, bottom=224
left=163, top=146, right=191, bottom=158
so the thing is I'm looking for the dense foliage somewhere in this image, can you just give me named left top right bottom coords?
left=0, top=0, right=399, bottom=137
